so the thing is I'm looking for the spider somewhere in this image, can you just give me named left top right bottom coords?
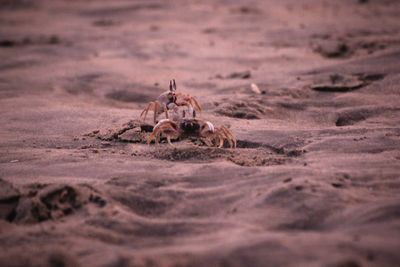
left=140, top=79, right=202, bottom=124
left=147, top=117, right=236, bottom=148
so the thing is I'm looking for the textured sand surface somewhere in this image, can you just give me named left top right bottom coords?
left=1, top=0, right=400, bottom=266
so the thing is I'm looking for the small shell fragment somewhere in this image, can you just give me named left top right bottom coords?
left=250, top=83, right=262, bottom=94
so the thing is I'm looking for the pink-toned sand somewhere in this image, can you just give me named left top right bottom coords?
left=1, top=0, right=400, bottom=266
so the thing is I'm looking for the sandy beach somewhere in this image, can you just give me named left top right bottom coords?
left=1, top=0, right=400, bottom=266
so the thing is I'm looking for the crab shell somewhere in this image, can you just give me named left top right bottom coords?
left=140, top=80, right=202, bottom=124
left=147, top=118, right=236, bottom=148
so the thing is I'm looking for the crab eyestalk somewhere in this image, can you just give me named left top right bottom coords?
left=169, top=79, right=177, bottom=92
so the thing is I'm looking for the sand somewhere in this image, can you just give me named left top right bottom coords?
left=1, top=0, right=400, bottom=266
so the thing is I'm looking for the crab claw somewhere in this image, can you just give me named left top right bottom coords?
left=205, top=121, right=215, bottom=132
left=147, top=119, right=178, bottom=145
left=199, top=121, right=235, bottom=148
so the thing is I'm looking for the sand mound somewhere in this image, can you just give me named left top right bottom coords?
left=215, top=100, right=266, bottom=119
left=0, top=179, right=20, bottom=222
left=0, top=250, right=80, bottom=267
left=1, top=182, right=106, bottom=224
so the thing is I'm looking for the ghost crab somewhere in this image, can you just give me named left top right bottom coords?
left=147, top=118, right=236, bottom=148
left=140, top=79, right=202, bottom=124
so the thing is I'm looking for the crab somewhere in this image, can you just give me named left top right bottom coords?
left=147, top=117, right=236, bottom=148
left=140, top=79, right=202, bottom=124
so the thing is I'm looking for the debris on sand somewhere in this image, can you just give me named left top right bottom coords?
left=92, top=19, right=115, bottom=27
left=0, top=39, right=16, bottom=47
left=0, top=35, right=61, bottom=48
left=312, top=33, right=395, bottom=59
left=311, top=74, right=366, bottom=92
left=250, top=83, right=262, bottom=94
left=88, top=120, right=149, bottom=143
left=227, top=70, right=252, bottom=79
left=312, top=40, right=350, bottom=58
left=311, top=73, right=385, bottom=93
left=118, top=128, right=147, bottom=143
left=358, top=73, right=385, bottom=82
left=215, top=71, right=252, bottom=80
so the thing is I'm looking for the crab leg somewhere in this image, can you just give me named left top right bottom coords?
left=164, top=109, right=169, bottom=119
left=166, top=136, right=173, bottom=146
left=140, top=103, right=151, bottom=121
left=189, top=97, right=202, bottom=111
left=153, top=102, right=162, bottom=124
left=220, top=126, right=236, bottom=148
left=211, top=126, right=236, bottom=148
left=147, top=119, right=165, bottom=144
left=147, top=129, right=158, bottom=144
left=218, top=134, right=224, bottom=148
left=140, top=101, right=163, bottom=124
